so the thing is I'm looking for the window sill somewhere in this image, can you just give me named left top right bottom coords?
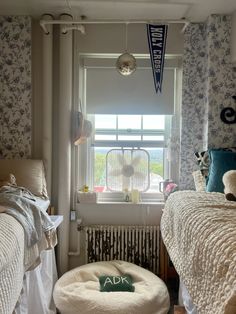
left=97, top=201, right=165, bottom=205
left=77, top=201, right=165, bottom=206
left=76, top=201, right=164, bottom=225
left=96, top=192, right=164, bottom=204
left=77, top=191, right=165, bottom=205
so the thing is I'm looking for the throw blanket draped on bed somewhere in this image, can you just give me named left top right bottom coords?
left=0, top=186, right=54, bottom=247
left=161, top=191, right=236, bottom=314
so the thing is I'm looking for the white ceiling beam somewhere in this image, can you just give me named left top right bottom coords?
left=40, top=18, right=190, bottom=34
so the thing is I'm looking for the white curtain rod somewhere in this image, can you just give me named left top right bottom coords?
left=40, top=18, right=190, bottom=34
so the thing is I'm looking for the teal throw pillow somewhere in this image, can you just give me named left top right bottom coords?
left=206, top=149, right=236, bottom=193
left=99, top=274, right=135, bottom=292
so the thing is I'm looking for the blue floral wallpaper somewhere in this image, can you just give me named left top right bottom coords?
left=179, top=15, right=236, bottom=190
left=206, top=15, right=236, bottom=148
left=180, top=23, right=208, bottom=189
left=0, top=16, right=31, bottom=159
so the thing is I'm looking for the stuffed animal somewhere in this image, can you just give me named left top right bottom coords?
left=0, top=173, right=16, bottom=188
left=222, top=170, right=236, bottom=201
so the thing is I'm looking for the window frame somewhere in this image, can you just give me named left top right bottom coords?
left=74, top=54, right=182, bottom=204
left=80, top=114, right=171, bottom=202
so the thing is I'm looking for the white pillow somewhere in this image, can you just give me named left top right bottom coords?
left=0, top=159, right=48, bottom=198
left=192, top=170, right=206, bottom=192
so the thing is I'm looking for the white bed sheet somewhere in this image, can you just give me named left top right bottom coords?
left=14, top=214, right=62, bottom=314
left=14, top=249, right=57, bottom=314
left=179, top=280, right=198, bottom=314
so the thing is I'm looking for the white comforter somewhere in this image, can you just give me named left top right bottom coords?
left=0, top=214, right=25, bottom=314
left=161, top=191, right=236, bottom=314
left=0, top=187, right=57, bottom=314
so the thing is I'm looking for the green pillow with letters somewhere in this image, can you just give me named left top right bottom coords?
left=99, top=274, right=135, bottom=292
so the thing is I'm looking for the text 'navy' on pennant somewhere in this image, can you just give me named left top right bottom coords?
left=147, top=24, right=168, bottom=94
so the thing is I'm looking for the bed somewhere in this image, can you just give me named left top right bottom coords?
left=161, top=190, right=236, bottom=314
left=161, top=147, right=236, bottom=313
left=0, top=159, right=57, bottom=314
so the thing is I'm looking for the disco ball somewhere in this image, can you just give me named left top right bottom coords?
left=116, top=52, right=137, bottom=76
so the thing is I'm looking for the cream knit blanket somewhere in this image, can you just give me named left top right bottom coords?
left=0, top=187, right=57, bottom=314
left=161, top=191, right=236, bottom=314
left=0, top=214, right=24, bottom=314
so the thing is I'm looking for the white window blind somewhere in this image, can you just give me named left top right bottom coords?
left=85, top=66, right=175, bottom=115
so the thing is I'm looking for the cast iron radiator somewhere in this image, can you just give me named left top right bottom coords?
left=85, top=225, right=159, bottom=274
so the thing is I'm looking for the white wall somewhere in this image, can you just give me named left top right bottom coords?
left=31, top=21, right=184, bottom=271
left=32, top=21, right=184, bottom=157
left=76, top=23, right=184, bottom=55
left=71, top=23, right=183, bottom=270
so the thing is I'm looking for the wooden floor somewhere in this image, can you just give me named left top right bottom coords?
left=174, top=305, right=186, bottom=314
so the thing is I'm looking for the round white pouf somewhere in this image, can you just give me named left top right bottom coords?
left=53, top=260, right=170, bottom=314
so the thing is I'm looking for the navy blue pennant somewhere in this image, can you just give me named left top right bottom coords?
left=147, top=24, right=168, bottom=94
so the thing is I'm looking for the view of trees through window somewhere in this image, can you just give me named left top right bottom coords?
left=92, top=114, right=166, bottom=193
left=94, top=147, right=164, bottom=192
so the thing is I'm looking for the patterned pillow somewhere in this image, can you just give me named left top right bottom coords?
left=194, top=151, right=210, bottom=177
left=195, top=147, right=236, bottom=178
left=99, top=274, right=135, bottom=292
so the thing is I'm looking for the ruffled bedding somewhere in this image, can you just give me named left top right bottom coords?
left=161, top=191, right=236, bottom=314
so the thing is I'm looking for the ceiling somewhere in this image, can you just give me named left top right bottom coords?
left=0, top=0, right=236, bottom=23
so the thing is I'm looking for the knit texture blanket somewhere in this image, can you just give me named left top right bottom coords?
left=0, top=187, right=57, bottom=314
left=0, top=214, right=24, bottom=314
left=161, top=191, right=236, bottom=314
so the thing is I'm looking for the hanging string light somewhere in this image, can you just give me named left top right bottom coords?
left=116, top=23, right=137, bottom=76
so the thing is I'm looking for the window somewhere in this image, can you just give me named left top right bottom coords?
left=76, top=56, right=181, bottom=202
left=82, top=114, right=171, bottom=201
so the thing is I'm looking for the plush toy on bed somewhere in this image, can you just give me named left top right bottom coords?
left=222, top=170, right=236, bottom=201
left=0, top=173, right=16, bottom=188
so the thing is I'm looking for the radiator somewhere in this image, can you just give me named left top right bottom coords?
left=85, top=225, right=159, bottom=274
